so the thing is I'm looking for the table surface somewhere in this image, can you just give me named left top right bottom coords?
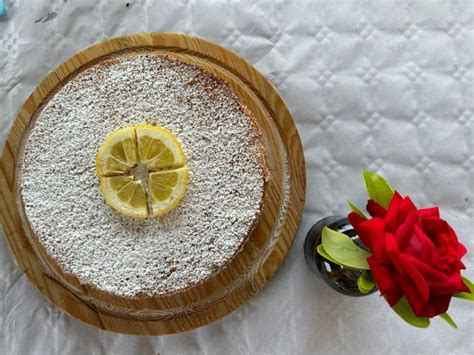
left=1, top=1, right=473, bottom=354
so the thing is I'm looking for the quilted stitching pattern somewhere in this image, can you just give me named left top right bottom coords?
left=0, top=1, right=473, bottom=353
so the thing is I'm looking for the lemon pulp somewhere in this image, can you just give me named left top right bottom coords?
left=148, top=167, right=189, bottom=216
left=136, top=124, right=186, bottom=170
left=96, top=127, right=137, bottom=176
left=100, top=176, right=148, bottom=219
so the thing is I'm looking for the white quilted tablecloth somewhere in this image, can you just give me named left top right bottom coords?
left=1, top=1, right=473, bottom=354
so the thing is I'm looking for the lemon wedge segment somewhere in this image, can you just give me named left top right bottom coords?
left=136, top=124, right=186, bottom=170
left=96, top=127, right=137, bottom=176
left=148, top=167, right=189, bottom=217
left=100, top=176, right=148, bottom=219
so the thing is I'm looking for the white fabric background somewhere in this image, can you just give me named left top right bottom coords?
left=1, top=1, right=473, bottom=354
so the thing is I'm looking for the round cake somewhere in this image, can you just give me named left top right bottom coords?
left=19, top=53, right=266, bottom=297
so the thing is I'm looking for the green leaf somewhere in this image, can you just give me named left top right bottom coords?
left=453, top=276, right=474, bottom=301
left=346, top=201, right=368, bottom=219
left=463, top=276, right=474, bottom=289
left=316, top=244, right=340, bottom=265
left=317, top=245, right=362, bottom=270
left=357, top=270, right=376, bottom=294
left=391, top=297, right=430, bottom=328
left=439, top=313, right=458, bottom=329
left=363, top=170, right=395, bottom=209
left=322, top=227, right=372, bottom=270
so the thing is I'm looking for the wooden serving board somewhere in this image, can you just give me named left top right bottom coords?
left=0, top=33, right=306, bottom=335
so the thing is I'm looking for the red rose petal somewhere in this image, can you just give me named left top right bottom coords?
left=403, top=254, right=448, bottom=282
left=420, top=217, right=450, bottom=245
left=385, top=289, right=403, bottom=307
left=348, top=211, right=366, bottom=229
left=355, top=218, right=386, bottom=258
left=385, top=194, right=417, bottom=233
left=397, top=276, right=426, bottom=316
left=397, top=196, right=418, bottom=227
left=417, top=207, right=439, bottom=218
left=428, top=274, right=470, bottom=294
left=367, top=199, right=386, bottom=218
left=442, top=223, right=468, bottom=258
left=405, top=225, right=442, bottom=267
left=368, top=256, right=398, bottom=293
left=457, top=242, right=467, bottom=259
left=384, top=192, right=404, bottom=232
left=417, top=294, right=451, bottom=318
left=401, top=255, right=468, bottom=294
left=385, top=233, right=400, bottom=255
left=385, top=233, right=407, bottom=277
left=399, top=253, right=430, bottom=301
left=395, top=210, right=418, bottom=250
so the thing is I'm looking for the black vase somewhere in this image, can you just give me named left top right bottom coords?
left=304, top=215, right=377, bottom=296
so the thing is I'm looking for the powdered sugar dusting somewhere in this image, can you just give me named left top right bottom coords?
left=19, top=54, right=265, bottom=297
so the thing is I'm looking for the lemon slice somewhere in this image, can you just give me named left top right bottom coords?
left=148, top=167, right=189, bottom=216
left=136, top=124, right=186, bottom=170
left=96, top=127, right=137, bottom=176
left=96, top=124, right=188, bottom=219
left=100, top=175, right=148, bottom=219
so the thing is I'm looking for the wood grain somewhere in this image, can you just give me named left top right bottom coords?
left=0, top=33, right=306, bottom=335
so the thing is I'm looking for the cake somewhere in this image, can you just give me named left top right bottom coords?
left=19, top=53, right=267, bottom=297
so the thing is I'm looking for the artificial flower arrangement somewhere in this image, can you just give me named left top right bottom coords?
left=318, top=171, right=473, bottom=328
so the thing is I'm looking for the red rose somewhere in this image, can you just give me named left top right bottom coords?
left=348, top=192, right=470, bottom=318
